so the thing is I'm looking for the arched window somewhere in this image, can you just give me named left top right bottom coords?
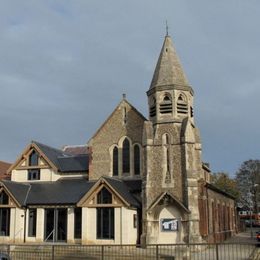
left=112, top=147, right=118, bottom=176
left=134, top=145, right=140, bottom=175
left=122, top=138, right=130, bottom=173
left=160, top=94, right=172, bottom=114
left=177, top=94, right=188, bottom=114
left=29, top=150, right=39, bottom=166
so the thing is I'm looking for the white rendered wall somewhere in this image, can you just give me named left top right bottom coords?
left=11, top=169, right=86, bottom=182
left=157, top=206, right=183, bottom=244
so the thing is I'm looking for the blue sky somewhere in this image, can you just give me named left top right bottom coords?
left=0, top=0, right=260, bottom=176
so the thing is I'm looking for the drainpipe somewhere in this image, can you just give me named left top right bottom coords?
left=120, top=208, right=122, bottom=245
left=23, top=208, right=27, bottom=243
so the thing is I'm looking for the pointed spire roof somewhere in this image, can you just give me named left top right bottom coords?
left=149, top=35, right=190, bottom=90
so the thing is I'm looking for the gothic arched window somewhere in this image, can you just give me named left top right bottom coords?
left=112, top=147, right=118, bottom=176
left=177, top=94, right=188, bottom=114
left=134, top=145, right=140, bottom=175
left=160, top=94, right=172, bottom=114
left=122, top=138, right=130, bottom=173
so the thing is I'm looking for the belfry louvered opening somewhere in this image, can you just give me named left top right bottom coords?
left=160, top=95, right=172, bottom=114
left=177, top=95, right=188, bottom=114
left=149, top=97, right=156, bottom=117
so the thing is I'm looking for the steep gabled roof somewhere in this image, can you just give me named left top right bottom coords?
left=78, top=176, right=141, bottom=208
left=104, top=177, right=141, bottom=208
left=150, top=35, right=190, bottom=90
left=88, top=98, right=147, bottom=143
left=8, top=141, right=89, bottom=174
left=148, top=192, right=190, bottom=213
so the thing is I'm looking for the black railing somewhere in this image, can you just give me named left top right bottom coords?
left=0, top=242, right=259, bottom=260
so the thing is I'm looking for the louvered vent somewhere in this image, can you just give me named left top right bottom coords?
left=160, top=96, right=172, bottom=114
left=177, top=95, right=188, bottom=114
left=150, top=97, right=157, bottom=117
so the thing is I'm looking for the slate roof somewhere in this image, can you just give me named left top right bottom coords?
left=2, top=181, right=30, bottom=206
left=33, top=141, right=89, bottom=173
left=149, top=35, right=190, bottom=90
left=62, top=145, right=88, bottom=155
left=1, top=177, right=141, bottom=208
left=104, top=177, right=141, bottom=208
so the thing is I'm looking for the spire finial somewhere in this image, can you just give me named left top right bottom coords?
left=166, top=20, right=169, bottom=36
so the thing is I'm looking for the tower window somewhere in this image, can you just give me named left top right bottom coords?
left=112, top=147, right=118, bottom=176
left=149, top=97, right=156, bottom=117
left=134, top=145, right=140, bottom=175
left=177, top=95, right=188, bottom=114
left=160, top=95, right=172, bottom=114
left=122, top=138, right=130, bottom=173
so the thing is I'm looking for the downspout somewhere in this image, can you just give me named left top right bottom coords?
left=23, top=208, right=27, bottom=243
left=120, top=207, right=122, bottom=245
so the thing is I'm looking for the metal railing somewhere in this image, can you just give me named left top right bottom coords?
left=0, top=242, right=259, bottom=260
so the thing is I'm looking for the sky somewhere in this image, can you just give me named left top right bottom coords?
left=0, top=0, right=260, bottom=177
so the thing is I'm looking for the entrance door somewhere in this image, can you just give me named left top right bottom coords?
left=45, top=208, right=67, bottom=242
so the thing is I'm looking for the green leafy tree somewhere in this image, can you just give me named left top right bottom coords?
left=235, top=160, right=260, bottom=213
left=212, top=172, right=239, bottom=199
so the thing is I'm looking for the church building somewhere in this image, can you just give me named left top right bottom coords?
left=0, top=34, right=236, bottom=245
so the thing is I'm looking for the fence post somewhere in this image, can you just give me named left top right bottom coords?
left=216, top=243, right=219, bottom=260
left=156, top=245, right=159, bottom=260
left=52, top=245, right=55, bottom=260
left=101, top=245, right=104, bottom=260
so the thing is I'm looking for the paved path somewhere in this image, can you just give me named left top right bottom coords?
left=226, top=227, right=259, bottom=243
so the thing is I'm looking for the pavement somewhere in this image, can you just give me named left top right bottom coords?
left=226, top=227, right=259, bottom=243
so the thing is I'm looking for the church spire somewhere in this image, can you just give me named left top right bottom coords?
left=149, top=35, right=190, bottom=90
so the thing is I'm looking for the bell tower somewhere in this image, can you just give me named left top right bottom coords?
left=147, top=35, right=194, bottom=125
left=142, top=35, right=203, bottom=245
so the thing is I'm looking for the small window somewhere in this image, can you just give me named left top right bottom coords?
left=28, top=169, right=40, bottom=180
left=122, top=138, right=130, bottom=173
left=160, top=95, right=172, bottom=114
left=133, top=214, right=137, bottom=228
left=97, top=187, right=112, bottom=204
left=134, top=145, right=140, bottom=175
left=112, top=147, right=118, bottom=176
left=74, top=208, right=82, bottom=239
left=28, top=209, right=37, bottom=237
left=0, top=191, right=8, bottom=205
left=177, top=95, right=188, bottom=114
left=29, top=150, right=39, bottom=166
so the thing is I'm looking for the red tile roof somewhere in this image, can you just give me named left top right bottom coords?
left=0, top=160, right=11, bottom=180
